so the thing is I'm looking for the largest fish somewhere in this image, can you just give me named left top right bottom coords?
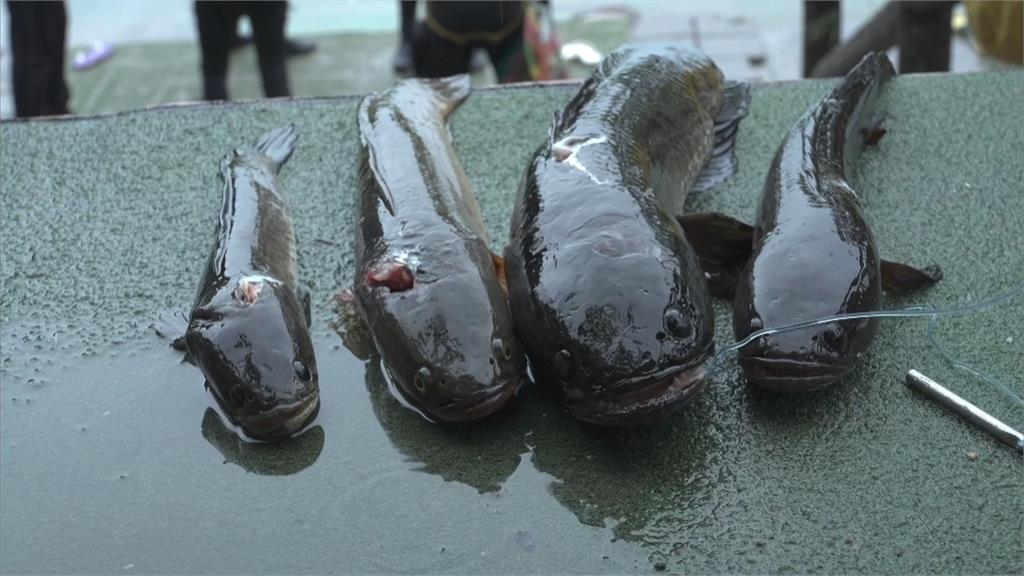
left=506, top=44, right=750, bottom=426
left=184, top=125, right=320, bottom=440
left=349, top=75, right=526, bottom=423
left=682, top=52, right=941, bottom=392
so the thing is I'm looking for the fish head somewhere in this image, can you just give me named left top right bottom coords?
left=511, top=206, right=715, bottom=426
left=732, top=316, right=877, bottom=392
left=186, top=275, right=320, bottom=439
left=731, top=239, right=882, bottom=393
left=357, top=241, right=525, bottom=423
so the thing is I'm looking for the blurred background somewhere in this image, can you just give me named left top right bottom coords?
left=1, top=0, right=1020, bottom=119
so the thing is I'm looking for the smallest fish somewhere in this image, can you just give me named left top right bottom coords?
left=182, top=125, right=319, bottom=440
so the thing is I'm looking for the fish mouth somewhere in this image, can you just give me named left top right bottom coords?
left=567, top=363, right=708, bottom=427
left=739, top=356, right=852, bottom=392
left=238, top=396, right=321, bottom=440
left=429, top=379, right=521, bottom=424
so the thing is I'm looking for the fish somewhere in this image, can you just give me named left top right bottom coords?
left=505, top=44, right=751, bottom=426
left=184, top=125, right=320, bottom=439
left=346, top=75, right=526, bottom=423
left=681, top=52, right=942, bottom=393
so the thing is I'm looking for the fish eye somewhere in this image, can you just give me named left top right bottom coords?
left=229, top=384, right=247, bottom=408
left=663, top=308, right=691, bottom=339
left=821, top=328, right=846, bottom=351
left=491, top=338, right=513, bottom=361
left=293, top=360, right=311, bottom=382
left=413, top=367, right=432, bottom=392
left=553, top=349, right=575, bottom=381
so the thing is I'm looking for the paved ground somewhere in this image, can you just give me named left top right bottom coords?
left=0, top=0, right=997, bottom=118
left=2, top=67, right=1021, bottom=573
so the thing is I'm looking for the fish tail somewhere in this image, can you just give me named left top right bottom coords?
left=254, top=124, right=299, bottom=174
left=692, top=80, right=752, bottom=194
left=421, top=74, right=472, bottom=120
left=831, top=52, right=895, bottom=169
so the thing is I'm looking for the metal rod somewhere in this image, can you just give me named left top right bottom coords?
left=906, top=369, right=1024, bottom=453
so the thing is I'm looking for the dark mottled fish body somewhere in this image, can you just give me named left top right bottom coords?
left=506, top=44, right=750, bottom=426
left=731, top=53, right=939, bottom=391
left=354, top=76, right=525, bottom=423
left=186, top=125, right=319, bottom=439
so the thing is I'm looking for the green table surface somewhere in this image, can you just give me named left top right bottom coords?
left=1, top=71, right=1022, bottom=574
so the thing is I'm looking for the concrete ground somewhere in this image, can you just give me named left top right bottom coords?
left=1, top=64, right=1021, bottom=572
left=0, top=0, right=999, bottom=118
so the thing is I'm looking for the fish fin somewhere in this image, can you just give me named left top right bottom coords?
left=491, top=252, right=508, bottom=296
left=692, top=80, right=752, bottom=194
left=329, top=289, right=377, bottom=361
left=171, top=335, right=188, bottom=352
left=297, top=284, right=313, bottom=328
left=678, top=212, right=754, bottom=298
left=880, top=260, right=943, bottom=292
left=151, top=310, right=191, bottom=355
left=423, top=74, right=472, bottom=120
left=357, top=98, right=397, bottom=217
left=253, top=124, right=299, bottom=173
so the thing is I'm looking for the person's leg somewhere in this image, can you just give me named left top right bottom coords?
left=194, top=1, right=235, bottom=100
left=802, top=0, right=840, bottom=78
left=7, top=0, right=39, bottom=117
left=41, top=0, right=69, bottom=115
left=898, top=1, right=956, bottom=73
left=412, top=20, right=472, bottom=77
left=246, top=1, right=291, bottom=98
left=8, top=1, right=67, bottom=117
left=393, top=0, right=417, bottom=73
left=488, top=23, right=529, bottom=83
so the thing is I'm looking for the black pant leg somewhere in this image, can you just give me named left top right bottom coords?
left=399, top=0, right=416, bottom=43
left=245, top=1, right=290, bottom=98
left=194, top=1, right=235, bottom=100
left=7, top=0, right=68, bottom=117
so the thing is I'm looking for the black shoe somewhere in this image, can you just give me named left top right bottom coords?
left=392, top=41, right=413, bottom=74
left=286, top=38, right=317, bottom=57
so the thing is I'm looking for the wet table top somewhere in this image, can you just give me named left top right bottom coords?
left=2, top=71, right=1022, bottom=574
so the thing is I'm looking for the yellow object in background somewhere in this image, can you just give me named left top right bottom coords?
left=966, top=0, right=1023, bottom=65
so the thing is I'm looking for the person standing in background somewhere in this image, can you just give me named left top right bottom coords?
left=194, top=1, right=291, bottom=101
left=6, top=0, right=70, bottom=117
left=412, top=1, right=564, bottom=83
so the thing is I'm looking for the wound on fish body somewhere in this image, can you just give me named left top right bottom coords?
left=365, top=261, right=415, bottom=293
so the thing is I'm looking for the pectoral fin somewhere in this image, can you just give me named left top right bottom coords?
left=297, top=283, right=313, bottom=328
left=692, top=80, right=752, bottom=194
left=491, top=252, right=508, bottom=296
left=329, top=289, right=377, bottom=361
left=151, top=310, right=193, bottom=363
left=678, top=212, right=754, bottom=298
left=880, top=260, right=943, bottom=292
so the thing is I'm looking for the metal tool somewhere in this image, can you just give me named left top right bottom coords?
left=905, top=369, right=1024, bottom=453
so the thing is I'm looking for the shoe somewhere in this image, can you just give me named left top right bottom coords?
left=286, top=38, right=317, bottom=57
left=393, top=41, right=413, bottom=74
